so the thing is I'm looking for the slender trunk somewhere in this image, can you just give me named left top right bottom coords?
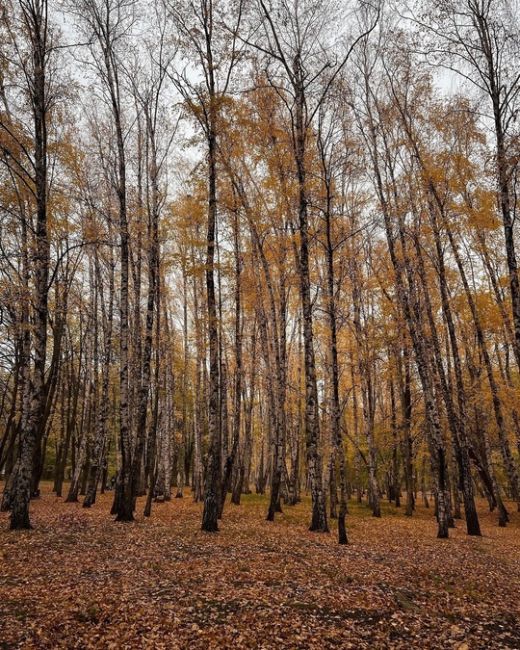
left=294, top=80, right=327, bottom=533
left=10, top=3, right=50, bottom=529
left=130, top=131, right=160, bottom=504
left=201, top=87, right=221, bottom=531
left=84, top=248, right=115, bottom=507
left=397, top=345, right=414, bottom=517
left=220, top=208, right=243, bottom=513
left=321, top=147, right=347, bottom=542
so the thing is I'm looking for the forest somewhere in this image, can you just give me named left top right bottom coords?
left=1, top=0, right=520, bottom=648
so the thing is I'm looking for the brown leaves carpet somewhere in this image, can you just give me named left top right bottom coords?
left=1, top=486, right=519, bottom=649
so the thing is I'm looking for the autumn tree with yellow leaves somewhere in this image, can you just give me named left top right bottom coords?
left=1, top=0, right=520, bottom=554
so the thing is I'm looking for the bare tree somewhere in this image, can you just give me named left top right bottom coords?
left=73, top=0, right=137, bottom=521
left=1, top=0, right=56, bottom=529
left=246, top=0, right=379, bottom=534
left=167, top=0, right=244, bottom=532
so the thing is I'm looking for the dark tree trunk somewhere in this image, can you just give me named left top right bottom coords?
left=10, top=0, right=50, bottom=530
left=202, top=96, right=221, bottom=532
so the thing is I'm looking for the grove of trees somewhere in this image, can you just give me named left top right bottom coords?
left=1, top=0, right=520, bottom=545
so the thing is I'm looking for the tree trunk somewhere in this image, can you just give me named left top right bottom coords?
left=10, top=1, right=50, bottom=529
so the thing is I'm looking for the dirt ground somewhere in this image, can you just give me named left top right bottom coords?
left=1, top=485, right=519, bottom=649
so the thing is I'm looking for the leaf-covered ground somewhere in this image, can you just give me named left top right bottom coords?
left=1, top=485, right=519, bottom=649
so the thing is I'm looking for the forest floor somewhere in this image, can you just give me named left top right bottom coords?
left=0, top=485, right=519, bottom=649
